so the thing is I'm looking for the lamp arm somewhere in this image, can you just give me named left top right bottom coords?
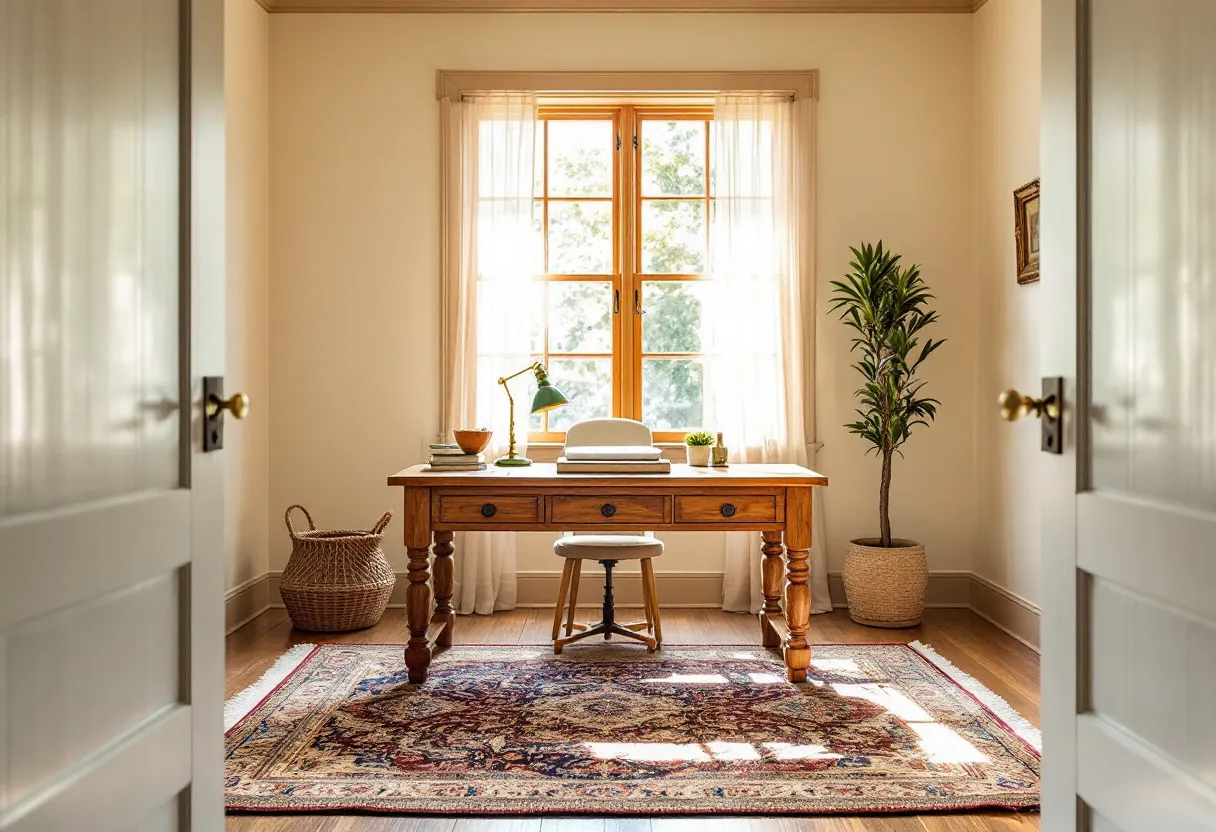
left=496, top=361, right=542, bottom=386
left=497, top=362, right=547, bottom=463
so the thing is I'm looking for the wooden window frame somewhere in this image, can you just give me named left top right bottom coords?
left=530, top=105, right=624, bottom=443
left=436, top=70, right=817, bottom=449
left=531, top=102, right=714, bottom=444
left=630, top=105, right=713, bottom=443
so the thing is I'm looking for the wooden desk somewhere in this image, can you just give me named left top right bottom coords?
left=386, top=463, right=828, bottom=683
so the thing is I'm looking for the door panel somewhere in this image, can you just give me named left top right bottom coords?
left=133, top=798, right=181, bottom=832
left=0, top=0, right=225, bottom=828
left=0, top=0, right=181, bottom=517
left=1077, top=492, right=1216, bottom=622
left=1043, top=0, right=1216, bottom=829
left=1089, top=0, right=1216, bottom=514
left=7, top=572, right=181, bottom=807
left=1085, top=6, right=1216, bottom=823
left=0, top=493, right=190, bottom=631
left=1089, top=578, right=1216, bottom=787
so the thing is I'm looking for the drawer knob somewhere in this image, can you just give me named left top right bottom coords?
left=601, top=503, right=617, bottom=518
left=480, top=503, right=497, bottom=518
left=720, top=503, right=737, bottom=518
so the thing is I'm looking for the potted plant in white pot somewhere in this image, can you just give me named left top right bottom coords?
left=829, top=242, right=945, bottom=628
left=684, top=430, right=715, bottom=467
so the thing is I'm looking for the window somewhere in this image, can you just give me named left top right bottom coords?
left=530, top=104, right=714, bottom=443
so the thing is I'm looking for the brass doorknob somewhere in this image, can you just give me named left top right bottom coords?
left=999, top=389, right=1058, bottom=421
left=207, top=391, right=250, bottom=420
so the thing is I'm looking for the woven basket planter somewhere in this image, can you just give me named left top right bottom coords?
left=280, top=505, right=396, bottom=632
left=842, top=538, right=928, bottom=628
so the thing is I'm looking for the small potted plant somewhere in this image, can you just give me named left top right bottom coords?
left=829, top=242, right=945, bottom=627
left=684, top=430, right=715, bottom=467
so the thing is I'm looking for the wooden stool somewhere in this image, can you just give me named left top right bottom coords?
left=551, top=535, right=663, bottom=654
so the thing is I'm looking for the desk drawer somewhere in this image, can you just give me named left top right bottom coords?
left=438, top=495, right=540, bottom=524
left=675, top=495, right=778, bottom=523
left=550, top=495, right=668, bottom=525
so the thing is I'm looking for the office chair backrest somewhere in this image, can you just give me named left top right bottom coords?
left=564, top=418, right=652, bottom=449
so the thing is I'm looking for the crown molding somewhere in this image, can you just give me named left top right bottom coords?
left=252, top=0, right=278, bottom=10
left=271, top=0, right=975, bottom=12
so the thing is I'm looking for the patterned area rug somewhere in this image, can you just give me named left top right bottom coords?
left=225, top=643, right=1040, bottom=815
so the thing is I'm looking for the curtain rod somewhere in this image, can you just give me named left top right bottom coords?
left=436, top=70, right=818, bottom=101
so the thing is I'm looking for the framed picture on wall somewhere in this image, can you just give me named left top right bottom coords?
left=1014, top=178, right=1040, bottom=284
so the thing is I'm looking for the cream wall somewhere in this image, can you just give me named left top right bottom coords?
left=224, top=0, right=272, bottom=594
left=267, top=12, right=979, bottom=589
left=973, top=0, right=1042, bottom=606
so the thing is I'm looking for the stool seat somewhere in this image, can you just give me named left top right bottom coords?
left=554, top=535, right=664, bottom=560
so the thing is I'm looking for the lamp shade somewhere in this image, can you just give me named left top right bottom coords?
left=530, top=381, right=568, bottom=414
left=529, top=365, right=568, bottom=414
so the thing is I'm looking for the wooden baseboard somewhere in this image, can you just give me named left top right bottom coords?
left=827, top=571, right=972, bottom=610
left=514, top=570, right=723, bottom=608
left=225, top=574, right=273, bottom=634
left=829, top=571, right=1039, bottom=652
left=967, top=573, right=1041, bottom=651
left=262, top=570, right=726, bottom=610
left=237, top=569, right=1040, bottom=650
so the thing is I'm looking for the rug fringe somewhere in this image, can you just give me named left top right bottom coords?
left=907, top=640, right=1042, bottom=752
left=224, top=643, right=316, bottom=731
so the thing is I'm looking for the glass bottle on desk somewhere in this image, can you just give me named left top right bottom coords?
left=711, top=432, right=729, bottom=467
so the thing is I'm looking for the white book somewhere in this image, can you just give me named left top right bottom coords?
left=563, top=445, right=663, bottom=461
left=556, top=458, right=671, bottom=474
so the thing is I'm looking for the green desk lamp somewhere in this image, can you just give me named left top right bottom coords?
left=495, top=362, right=568, bottom=467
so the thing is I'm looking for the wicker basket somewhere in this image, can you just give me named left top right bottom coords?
left=280, top=505, right=396, bottom=632
left=841, top=538, right=928, bottom=628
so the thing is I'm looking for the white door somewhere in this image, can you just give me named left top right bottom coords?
left=0, top=0, right=226, bottom=829
left=1041, top=1, right=1216, bottom=830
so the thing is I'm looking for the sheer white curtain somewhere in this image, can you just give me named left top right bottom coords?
left=708, top=94, right=831, bottom=616
left=441, top=93, right=539, bottom=614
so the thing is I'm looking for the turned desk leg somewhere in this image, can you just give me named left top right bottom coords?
left=432, top=530, right=455, bottom=648
left=403, top=488, right=433, bottom=683
left=760, top=530, right=784, bottom=648
left=783, top=488, right=813, bottom=682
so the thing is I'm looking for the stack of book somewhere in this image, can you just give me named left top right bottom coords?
left=427, top=443, right=487, bottom=472
left=556, top=445, right=671, bottom=474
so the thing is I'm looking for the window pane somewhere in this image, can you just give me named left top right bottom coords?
left=641, top=201, right=705, bottom=274
left=548, top=120, right=613, bottom=198
left=642, top=281, right=705, bottom=353
left=643, top=358, right=704, bottom=430
left=549, top=201, right=612, bottom=274
left=549, top=282, right=612, bottom=353
left=641, top=120, right=706, bottom=197
left=546, top=358, right=612, bottom=431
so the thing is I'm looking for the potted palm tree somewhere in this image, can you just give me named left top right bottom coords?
left=829, top=242, right=945, bottom=627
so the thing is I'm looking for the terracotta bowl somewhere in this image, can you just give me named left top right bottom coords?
left=453, top=429, right=493, bottom=455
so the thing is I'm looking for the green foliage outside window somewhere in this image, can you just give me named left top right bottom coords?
left=542, top=119, right=710, bottom=432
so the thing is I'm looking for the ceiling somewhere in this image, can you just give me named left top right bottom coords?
left=255, top=0, right=989, bottom=13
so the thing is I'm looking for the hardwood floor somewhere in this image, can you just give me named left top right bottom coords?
left=225, top=607, right=1041, bottom=832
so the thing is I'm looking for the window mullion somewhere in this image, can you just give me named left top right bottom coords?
left=621, top=105, right=640, bottom=422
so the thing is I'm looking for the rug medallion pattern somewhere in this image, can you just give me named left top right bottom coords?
left=225, top=644, right=1040, bottom=814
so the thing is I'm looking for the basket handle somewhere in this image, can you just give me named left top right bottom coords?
left=371, top=511, right=393, bottom=535
left=284, top=505, right=316, bottom=537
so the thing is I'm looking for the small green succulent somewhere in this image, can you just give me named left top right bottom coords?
left=684, top=430, right=716, bottom=447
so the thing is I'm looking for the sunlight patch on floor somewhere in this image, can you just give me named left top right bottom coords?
left=833, top=683, right=934, bottom=722
left=909, top=722, right=988, bottom=764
